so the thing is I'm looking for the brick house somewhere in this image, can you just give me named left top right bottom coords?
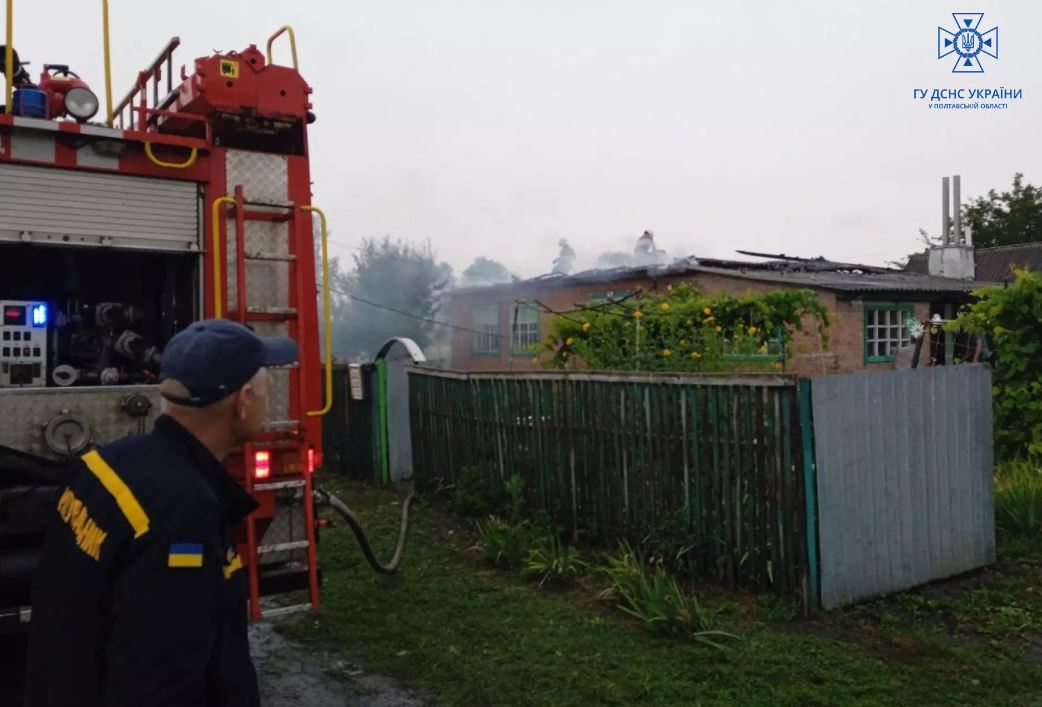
left=443, top=256, right=985, bottom=376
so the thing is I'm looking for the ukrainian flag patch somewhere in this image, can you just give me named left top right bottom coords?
left=168, top=542, right=204, bottom=568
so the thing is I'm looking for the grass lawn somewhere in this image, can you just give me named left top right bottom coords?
left=281, top=475, right=1042, bottom=707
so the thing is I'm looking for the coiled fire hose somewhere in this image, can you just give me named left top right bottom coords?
left=313, top=488, right=415, bottom=575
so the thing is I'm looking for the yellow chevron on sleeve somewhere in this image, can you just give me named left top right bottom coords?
left=81, top=450, right=150, bottom=538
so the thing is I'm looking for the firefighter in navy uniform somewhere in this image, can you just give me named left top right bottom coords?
left=25, top=319, right=298, bottom=707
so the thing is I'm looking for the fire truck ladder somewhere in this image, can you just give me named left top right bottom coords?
left=212, top=187, right=332, bottom=621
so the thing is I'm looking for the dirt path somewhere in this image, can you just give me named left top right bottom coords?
left=251, top=622, right=427, bottom=707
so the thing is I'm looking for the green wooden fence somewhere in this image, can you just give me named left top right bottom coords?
left=323, top=365, right=380, bottom=482
left=409, top=369, right=816, bottom=604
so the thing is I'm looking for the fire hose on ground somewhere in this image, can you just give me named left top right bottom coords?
left=313, top=488, right=415, bottom=575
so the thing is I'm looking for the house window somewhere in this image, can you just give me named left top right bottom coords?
left=864, top=304, right=915, bottom=362
left=511, top=305, right=541, bottom=354
left=471, top=305, right=500, bottom=355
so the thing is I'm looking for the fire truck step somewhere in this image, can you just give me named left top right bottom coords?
left=244, top=251, right=296, bottom=262
left=254, top=479, right=306, bottom=491
left=246, top=306, right=298, bottom=316
left=260, top=603, right=312, bottom=620
left=257, top=540, right=310, bottom=554
left=262, top=419, right=300, bottom=431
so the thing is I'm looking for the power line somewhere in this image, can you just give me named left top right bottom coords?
left=320, top=284, right=511, bottom=340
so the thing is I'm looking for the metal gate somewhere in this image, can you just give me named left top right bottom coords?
left=810, top=364, right=995, bottom=609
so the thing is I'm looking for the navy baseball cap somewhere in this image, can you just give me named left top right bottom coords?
left=159, top=319, right=298, bottom=407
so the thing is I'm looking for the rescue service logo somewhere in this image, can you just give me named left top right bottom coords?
left=913, top=11, right=1022, bottom=111
left=937, top=12, right=998, bottom=73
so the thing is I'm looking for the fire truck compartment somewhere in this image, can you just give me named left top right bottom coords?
left=0, top=242, right=198, bottom=384
left=0, top=240, right=198, bottom=460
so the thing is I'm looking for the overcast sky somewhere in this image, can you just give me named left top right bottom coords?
left=14, top=1, right=1042, bottom=277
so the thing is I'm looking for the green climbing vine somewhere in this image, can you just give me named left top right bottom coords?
left=539, top=284, right=829, bottom=373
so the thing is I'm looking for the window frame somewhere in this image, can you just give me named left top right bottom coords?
left=510, top=304, right=541, bottom=355
left=863, top=302, right=916, bottom=363
left=470, top=304, right=501, bottom=356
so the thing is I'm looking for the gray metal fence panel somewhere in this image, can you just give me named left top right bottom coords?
left=812, top=364, right=995, bottom=609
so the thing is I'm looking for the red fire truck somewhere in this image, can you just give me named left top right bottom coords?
left=0, top=15, right=333, bottom=631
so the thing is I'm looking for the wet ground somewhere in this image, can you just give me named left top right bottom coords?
left=251, top=621, right=427, bottom=707
left=2, top=622, right=425, bottom=707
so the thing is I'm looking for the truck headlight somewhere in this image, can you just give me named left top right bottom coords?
left=64, top=87, right=99, bottom=121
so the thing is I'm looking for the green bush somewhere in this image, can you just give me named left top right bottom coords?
left=503, top=472, right=525, bottom=524
left=953, top=269, right=1042, bottom=459
left=450, top=467, right=503, bottom=518
left=597, top=542, right=737, bottom=649
left=994, top=460, right=1042, bottom=545
left=475, top=516, right=546, bottom=568
left=597, top=540, right=647, bottom=601
left=524, top=536, right=587, bottom=587
left=643, top=508, right=702, bottom=586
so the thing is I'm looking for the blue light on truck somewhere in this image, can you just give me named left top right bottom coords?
left=31, top=304, right=47, bottom=327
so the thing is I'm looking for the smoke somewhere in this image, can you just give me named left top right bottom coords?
left=594, top=249, right=671, bottom=269
left=575, top=230, right=673, bottom=272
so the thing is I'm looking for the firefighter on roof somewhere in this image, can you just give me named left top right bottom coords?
left=26, top=320, right=298, bottom=707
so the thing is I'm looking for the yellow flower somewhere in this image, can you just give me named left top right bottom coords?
left=660, top=302, right=671, bottom=311
left=758, top=345, right=768, bottom=354
left=582, top=321, right=591, bottom=332
left=690, top=351, right=702, bottom=359
left=530, top=357, right=539, bottom=365
left=747, top=326, right=759, bottom=335
left=704, top=315, right=715, bottom=323
left=715, top=326, right=722, bottom=333
left=661, top=348, right=673, bottom=357
left=633, top=310, right=644, bottom=319
left=566, top=337, right=574, bottom=346
left=679, top=339, right=688, bottom=347
left=703, top=307, right=712, bottom=315
left=773, top=362, right=783, bottom=370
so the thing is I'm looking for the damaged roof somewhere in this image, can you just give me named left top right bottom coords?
left=450, top=253, right=988, bottom=298
left=691, top=265, right=984, bottom=294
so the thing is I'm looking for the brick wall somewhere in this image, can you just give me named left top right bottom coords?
left=446, top=272, right=934, bottom=375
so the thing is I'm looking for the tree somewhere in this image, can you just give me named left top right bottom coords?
left=953, top=269, right=1042, bottom=459
left=964, top=173, right=1042, bottom=248
left=329, top=237, right=452, bottom=360
left=460, top=257, right=514, bottom=287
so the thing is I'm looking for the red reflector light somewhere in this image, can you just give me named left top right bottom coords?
left=254, top=450, right=271, bottom=479
left=307, top=448, right=316, bottom=474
